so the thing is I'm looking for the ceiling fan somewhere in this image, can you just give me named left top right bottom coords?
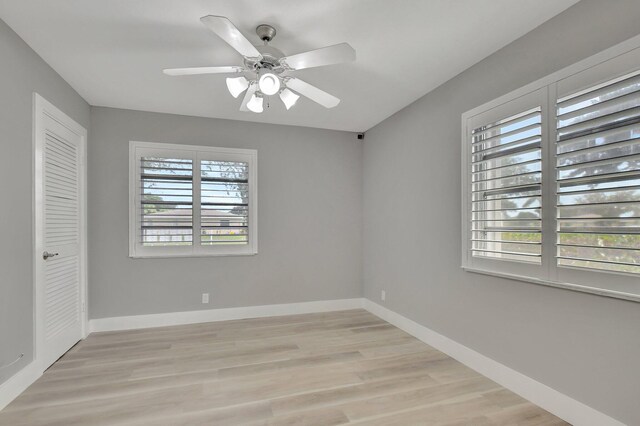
left=163, top=15, right=356, bottom=113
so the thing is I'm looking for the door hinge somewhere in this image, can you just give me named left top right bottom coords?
left=82, top=302, right=86, bottom=313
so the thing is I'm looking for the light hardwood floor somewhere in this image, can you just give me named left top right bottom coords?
left=0, top=309, right=567, bottom=425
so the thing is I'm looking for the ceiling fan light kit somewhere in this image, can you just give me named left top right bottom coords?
left=163, top=16, right=355, bottom=114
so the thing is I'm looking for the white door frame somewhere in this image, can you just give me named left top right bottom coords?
left=33, top=93, right=88, bottom=372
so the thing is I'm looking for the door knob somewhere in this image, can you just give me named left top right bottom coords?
left=43, top=251, right=59, bottom=260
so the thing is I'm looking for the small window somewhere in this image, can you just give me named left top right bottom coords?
left=129, top=142, right=257, bottom=258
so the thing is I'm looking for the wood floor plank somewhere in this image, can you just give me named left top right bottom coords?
left=0, top=309, right=567, bottom=425
left=340, top=376, right=502, bottom=421
left=346, top=395, right=504, bottom=425
left=129, top=401, right=274, bottom=426
left=250, top=407, right=350, bottom=426
left=269, top=372, right=438, bottom=416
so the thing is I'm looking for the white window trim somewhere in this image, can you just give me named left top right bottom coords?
left=461, top=33, right=640, bottom=303
left=129, top=141, right=258, bottom=258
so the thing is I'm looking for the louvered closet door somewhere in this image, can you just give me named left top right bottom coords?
left=40, top=114, right=83, bottom=368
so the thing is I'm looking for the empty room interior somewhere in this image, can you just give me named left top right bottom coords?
left=1, top=0, right=640, bottom=425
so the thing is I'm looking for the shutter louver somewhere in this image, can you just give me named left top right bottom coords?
left=201, top=160, right=249, bottom=245
left=140, top=157, right=193, bottom=246
left=556, top=72, right=640, bottom=274
left=470, top=107, right=543, bottom=263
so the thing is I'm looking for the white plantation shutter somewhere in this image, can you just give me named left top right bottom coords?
left=140, top=157, right=194, bottom=246
left=130, top=142, right=257, bottom=257
left=556, top=71, right=640, bottom=275
left=200, top=160, right=249, bottom=245
left=469, top=95, right=544, bottom=268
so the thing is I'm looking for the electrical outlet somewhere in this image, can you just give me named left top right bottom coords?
left=202, top=293, right=210, bottom=304
left=381, top=290, right=386, bottom=301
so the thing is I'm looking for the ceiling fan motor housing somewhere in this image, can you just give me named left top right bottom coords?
left=241, top=24, right=285, bottom=71
left=244, top=44, right=285, bottom=71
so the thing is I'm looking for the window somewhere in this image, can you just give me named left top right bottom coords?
left=129, top=142, right=257, bottom=257
left=462, top=43, right=640, bottom=301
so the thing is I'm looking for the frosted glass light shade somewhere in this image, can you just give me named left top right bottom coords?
left=247, top=94, right=264, bottom=113
left=258, top=72, right=280, bottom=96
left=226, top=76, right=249, bottom=98
left=279, top=89, right=300, bottom=110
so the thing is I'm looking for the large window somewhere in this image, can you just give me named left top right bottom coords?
left=129, top=142, right=257, bottom=257
left=462, top=43, right=640, bottom=301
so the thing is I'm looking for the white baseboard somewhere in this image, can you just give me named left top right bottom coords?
left=89, top=298, right=365, bottom=333
left=363, top=299, right=624, bottom=426
left=0, top=361, right=41, bottom=411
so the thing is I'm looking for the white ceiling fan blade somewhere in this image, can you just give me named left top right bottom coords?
left=200, top=15, right=262, bottom=60
left=285, top=78, right=340, bottom=108
left=280, top=43, right=355, bottom=71
left=239, top=83, right=258, bottom=112
left=163, top=66, right=244, bottom=76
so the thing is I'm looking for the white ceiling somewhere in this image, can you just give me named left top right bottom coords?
left=0, top=0, right=579, bottom=132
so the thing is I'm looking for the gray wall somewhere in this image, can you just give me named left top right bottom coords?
left=89, top=107, right=362, bottom=319
left=0, top=19, right=90, bottom=385
left=362, top=1, right=640, bottom=424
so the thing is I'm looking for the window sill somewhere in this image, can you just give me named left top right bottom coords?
left=130, top=252, right=258, bottom=259
left=462, top=266, right=640, bottom=303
